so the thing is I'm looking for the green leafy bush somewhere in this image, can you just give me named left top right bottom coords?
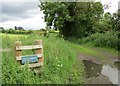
left=81, top=31, right=119, bottom=49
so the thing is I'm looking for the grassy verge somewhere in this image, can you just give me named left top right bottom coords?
left=70, top=43, right=118, bottom=64
left=2, top=33, right=84, bottom=84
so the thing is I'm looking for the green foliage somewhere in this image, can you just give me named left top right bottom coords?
left=2, top=29, right=33, bottom=34
left=2, top=33, right=84, bottom=84
left=112, top=10, right=120, bottom=31
left=39, top=2, right=103, bottom=38
left=81, top=31, right=119, bottom=49
left=97, top=10, right=120, bottom=33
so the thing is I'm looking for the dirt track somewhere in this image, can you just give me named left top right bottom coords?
left=77, top=48, right=119, bottom=84
left=78, top=47, right=119, bottom=65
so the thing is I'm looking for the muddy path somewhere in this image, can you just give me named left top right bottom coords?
left=90, top=47, right=119, bottom=63
left=78, top=53, right=102, bottom=64
left=84, top=75, right=112, bottom=84
left=77, top=47, right=119, bottom=84
left=78, top=47, right=119, bottom=65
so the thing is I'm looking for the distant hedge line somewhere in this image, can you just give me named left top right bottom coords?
left=0, top=29, right=33, bottom=34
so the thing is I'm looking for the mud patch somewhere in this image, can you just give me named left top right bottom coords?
left=114, top=61, right=120, bottom=70
left=83, top=60, right=119, bottom=84
left=78, top=53, right=102, bottom=64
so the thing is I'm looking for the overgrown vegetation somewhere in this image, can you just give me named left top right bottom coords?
left=39, top=2, right=119, bottom=50
left=81, top=31, right=119, bottom=49
left=2, top=33, right=84, bottom=84
left=67, top=31, right=119, bottom=49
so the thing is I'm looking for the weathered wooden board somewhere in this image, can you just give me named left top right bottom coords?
left=21, top=62, right=43, bottom=68
left=16, top=54, right=42, bottom=61
left=16, top=45, right=42, bottom=50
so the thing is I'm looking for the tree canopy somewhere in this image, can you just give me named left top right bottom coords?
left=39, top=2, right=115, bottom=38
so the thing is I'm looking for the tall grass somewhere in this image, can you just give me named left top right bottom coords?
left=2, top=33, right=84, bottom=84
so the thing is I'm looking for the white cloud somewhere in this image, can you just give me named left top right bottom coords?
left=98, top=0, right=119, bottom=14
left=1, top=14, right=46, bottom=30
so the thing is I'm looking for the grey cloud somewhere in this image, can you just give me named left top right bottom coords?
left=2, top=14, right=30, bottom=22
left=2, top=1, right=41, bottom=22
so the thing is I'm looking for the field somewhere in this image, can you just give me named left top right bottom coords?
left=1, top=33, right=118, bottom=84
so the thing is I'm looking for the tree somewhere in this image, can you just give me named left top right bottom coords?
left=74, top=2, right=104, bottom=37
left=0, top=27, right=5, bottom=33
left=111, top=10, right=120, bottom=31
left=39, top=2, right=103, bottom=38
left=18, top=27, right=25, bottom=30
left=15, top=26, right=17, bottom=30
left=0, top=27, right=4, bottom=30
left=98, top=12, right=113, bottom=33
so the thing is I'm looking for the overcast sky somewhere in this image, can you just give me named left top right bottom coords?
left=0, top=0, right=120, bottom=30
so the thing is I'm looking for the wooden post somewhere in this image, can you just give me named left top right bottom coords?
left=15, top=41, right=22, bottom=63
left=34, top=40, right=43, bottom=63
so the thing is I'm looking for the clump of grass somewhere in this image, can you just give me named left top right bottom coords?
left=2, top=33, right=84, bottom=84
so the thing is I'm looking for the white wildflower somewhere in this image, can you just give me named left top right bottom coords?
left=61, top=64, right=63, bottom=67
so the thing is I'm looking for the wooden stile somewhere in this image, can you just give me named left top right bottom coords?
left=15, top=40, right=43, bottom=68
left=16, top=54, right=42, bottom=60
left=16, top=45, right=42, bottom=50
left=34, top=40, right=44, bottom=63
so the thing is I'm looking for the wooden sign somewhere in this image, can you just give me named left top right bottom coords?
left=15, top=40, right=43, bottom=68
left=21, top=55, right=38, bottom=64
